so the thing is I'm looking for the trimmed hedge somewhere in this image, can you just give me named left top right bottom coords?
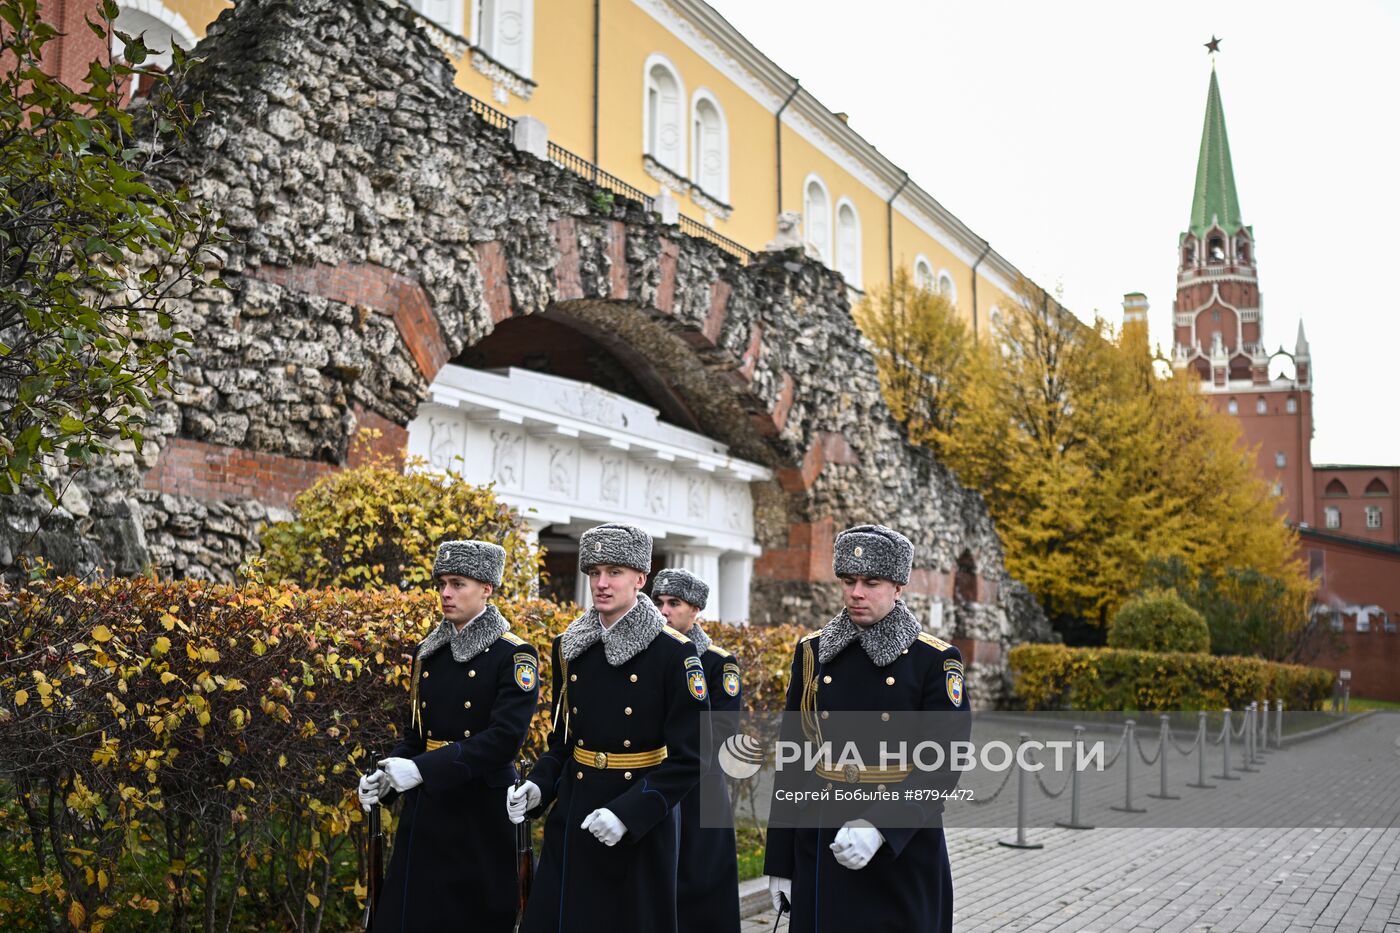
left=1107, top=587, right=1210, bottom=654
left=1009, top=643, right=1333, bottom=712
left=0, top=577, right=811, bottom=931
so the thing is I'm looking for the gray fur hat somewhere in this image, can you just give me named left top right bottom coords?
left=578, top=522, right=653, bottom=574
left=433, top=539, right=506, bottom=587
left=652, top=568, right=709, bottom=610
left=833, top=524, right=913, bottom=585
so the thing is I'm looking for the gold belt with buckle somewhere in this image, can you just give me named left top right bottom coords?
left=814, top=763, right=912, bottom=785
left=571, top=746, right=668, bottom=770
left=425, top=738, right=449, bottom=752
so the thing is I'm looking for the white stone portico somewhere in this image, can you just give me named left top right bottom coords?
left=406, top=365, right=771, bottom=622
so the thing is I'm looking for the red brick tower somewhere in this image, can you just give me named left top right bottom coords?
left=1170, top=66, right=1315, bottom=525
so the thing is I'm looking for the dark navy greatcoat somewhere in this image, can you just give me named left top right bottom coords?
left=520, top=625, right=706, bottom=933
left=678, top=642, right=742, bottom=933
left=763, top=626, right=969, bottom=933
left=373, top=627, right=538, bottom=933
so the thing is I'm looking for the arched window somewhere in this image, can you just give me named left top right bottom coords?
left=937, top=271, right=957, bottom=303
left=410, top=0, right=466, bottom=34
left=1365, top=478, right=1390, bottom=496
left=834, top=199, right=861, bottom=288
left=478, top=0, right=532, bottom=76
left=1208, top=235, right=1225, bottom=263
left=644, top=55, right=684, bottom=175
left=1324, top=479, right=1350, bottom=498
left=1236, top=238, right=1251, bottom=263
left=913, top=256, right=935, bottom=292
left=690, top=91, right=728, bottom=200
left=803, top=174, right=831, bottom=264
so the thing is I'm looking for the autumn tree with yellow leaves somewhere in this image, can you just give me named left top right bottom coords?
left=858, top=275, right=1312, bottom=650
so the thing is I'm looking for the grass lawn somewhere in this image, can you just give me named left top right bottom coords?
left=1348, top=696, right=1400, bottom=711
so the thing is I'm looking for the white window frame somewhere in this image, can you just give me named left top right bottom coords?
left=1286, top=397, right=1298, bottom=413
left=643, top=54, right=686, bottom=176
left=802, top=173, right=832, bottom=264
left=1227, top=399, right=1239, bottom=415
left=1366, top=506, right=1382, bottom=530
left=834, top=198, right=862, bottom=289
left=476, top=0, right=532, bottom=76
left=913, top=255, right=935, bottom=292
left=1256, top=397, right=1268, bottom=414
left=1275, top=452, right=1286, bottom=469
left=689, top=89, right=728, bottom=202
left=937, top=270, right=957, bottom=303
left=1325, top=506, right=1341, bottom=529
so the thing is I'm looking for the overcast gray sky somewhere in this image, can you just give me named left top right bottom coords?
left=705, top=0, right=1400, bottom=465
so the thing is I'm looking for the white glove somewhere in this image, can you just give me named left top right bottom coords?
left=506, top=780, right=541, bottom=824
left=357, top=771, right=384, bottom=812
left=768, top=875, right=792, bottom=913
left=377, top=757, right=423, bottom=793
left=830, top=819, right=884, bottom=870
left=580, top=808, right=626, bottom=846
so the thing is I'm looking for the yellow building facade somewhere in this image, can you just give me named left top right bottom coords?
left=123, top=0, right=1024, bottom=331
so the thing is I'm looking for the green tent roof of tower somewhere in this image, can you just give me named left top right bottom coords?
left=1187, top=67, right=1245, bottom=240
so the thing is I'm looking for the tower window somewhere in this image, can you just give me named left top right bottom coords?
left=1286, top=397, right=1298, bottom=413
left=1208, top=236, right=1225, bottom=262
left=1183, top=244, right=1195, bottom=266
left=1256, top=398, right=1267, bottom=414
left=1227, top=399, right=1238, bottom=415
left=1366, top=507, right=1383, bottom=530
left=1325, top=507, right=1341, bottom=529
left=1236, top=239, right=1250, bottom=263
left=1275, top=452, right=1286, bottom=468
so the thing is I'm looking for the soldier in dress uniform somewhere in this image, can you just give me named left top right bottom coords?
left=652, top=568, right=742, bottom=933
left=507, top=523, right=708, bottom=933
left=763, top=524, right=969, bottom=933
left=356, top=539, right=539, bottom=933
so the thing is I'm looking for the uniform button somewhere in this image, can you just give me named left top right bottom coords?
left=469, top=670, right=476, bottom=678
left=578, top=739, right=585, bottom=747
left=427, top=730, right=434, bottom=738
left=822, top=675, right=832, bottom=684
left=422, top=671, right=429, bottom=678
left=463, top=701, right=472, bottom=709
left=571, top=707, right=578, bottom=715
left=820, top=711, right=829, bottom=720
left=624, top=771, right=633, bottom=780
left=629, top=674, right=638, bottom=683
left=570, top=674, right=577, bottom=682
left=624, top=707, right=633, bottom=716
left=877, top=784, right=886, bottom=792
left=577, top=771, right=584, bottom=779
left=421, top=701, right=427, bottom=708
left=623, top=739, right=632, bottom=748
left=881, top=712, right=890, bottom=722
left=886, top=676, right=895, bottom=686
left=463, top=729, right=471, bottom=737
left=824, top=782, right=833, bottom=791
left=902, top=648, right=909, bottom=655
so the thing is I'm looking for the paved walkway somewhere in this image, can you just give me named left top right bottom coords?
left=744, top=713, right=1400, bottom=932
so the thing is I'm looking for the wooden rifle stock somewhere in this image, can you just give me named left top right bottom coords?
left=362, top=758, right=384, bottom=931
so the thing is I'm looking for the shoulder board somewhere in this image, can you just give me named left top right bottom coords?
left=708, top=645, right=732, bottom=658
left=661, top=625, right=690, bottom=643
left=917, top=632, right=953, bottom=651
left=800, top=628, right=823, bottom=644
left=500, top=631, right=526, bottom=646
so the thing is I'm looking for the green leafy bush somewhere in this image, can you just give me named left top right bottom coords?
left=257, top=455, right=539, bottom=598
left=1107, top=587, right=1210, bottom=654
left=1009, top=643, right=1333, bottom=712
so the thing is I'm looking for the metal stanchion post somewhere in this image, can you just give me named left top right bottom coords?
left=1148, top=714, right=1179, bottom=800
left=1343, top=683, right=1350, bottom=714
left=1187, top=710, right=1214, bottom=789
left=1257, top=700, right=1273, bottom=755
left=1214, top=708, right=1239, bottom=781
left=1110, top=719, right=1146, bottom=813
left=1239, top=704, right=1258, bottom=773
left=1275, top=699, right=1284, bottom=748
left=999, top=732, right=1043, bottom=849
left=1055, top=724, right=1093, bottom=830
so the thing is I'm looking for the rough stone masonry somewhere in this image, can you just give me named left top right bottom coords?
left=0, top=0, right=1051, bottom=703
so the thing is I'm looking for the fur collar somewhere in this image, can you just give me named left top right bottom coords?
left=560, top=597, right=666, bottom=666
left=686, top=622, right=712, bottom=656
left=417, top=604, right=509, bottom=664
left=817, top=599, right=921, bottom=668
